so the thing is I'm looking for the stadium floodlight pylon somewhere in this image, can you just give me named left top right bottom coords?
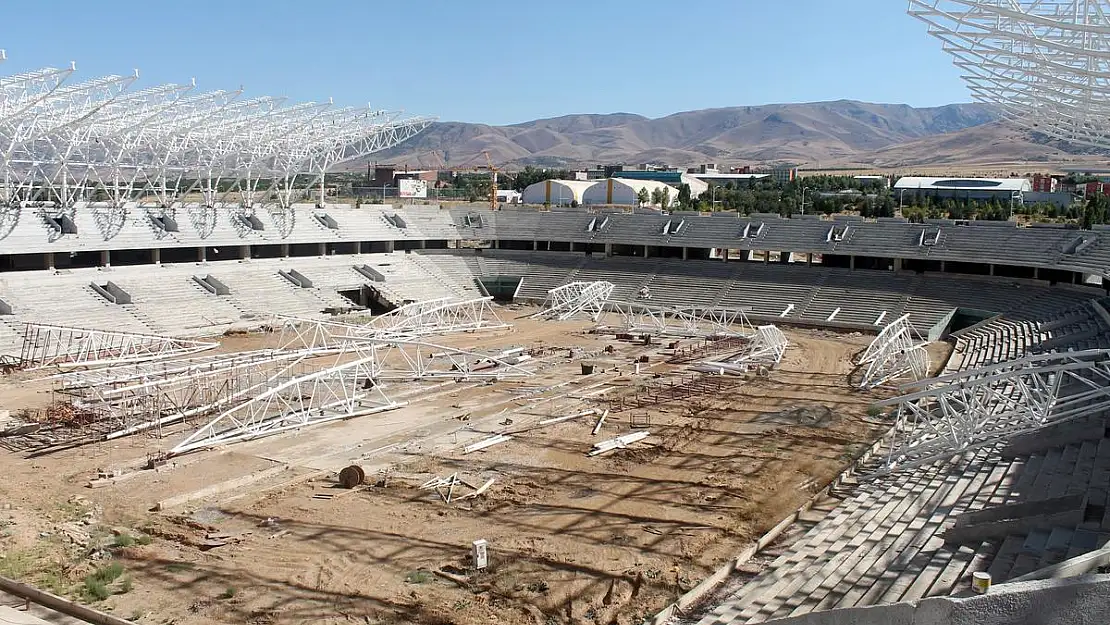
left=531, top=281, right=615, bottom=322
left=18, top=322, right=219, bottom=370
left=600, top=301, right=753, bottom=338
left=169, top=338, right=535, bottom=454
left=870, top=348, right=1110, bottom=476
left=693, top=324, right=789, bottom=374
left=857, top=314, right=930, bottom=389
left=908, top=1, right=1110, bottom=153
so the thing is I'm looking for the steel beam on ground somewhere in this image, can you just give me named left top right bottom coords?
left=857, top=314, right=930, bottom=389
left=18, top=323, right=219, bottom=370
left=531, top=281, right=615, bottom=322
left=695, top=324, right=788, bottom=373
left=168, top=338, right=535, bottom=455
left=600, top=301, right=753, bottom=338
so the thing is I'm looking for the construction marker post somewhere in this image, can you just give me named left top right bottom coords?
left=472, top=539, right=489, bottom=570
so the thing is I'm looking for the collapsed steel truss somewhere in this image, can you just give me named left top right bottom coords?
left=0, top=58, right=433, bottom=210
left=2, top=294, right=530, bottom=453
left=367, top=296, right=508, bottom=337
left=19, top=322, right=218, bottom=370
left=532, top=281, right=615, bottom=322
left=909, top=1, right=1110, bottom=151
left=600, top=301, right=753, bottom=338
left=271, top=297, right=508, bottom=351
left=873, top=349, right=1110, bottom=475
left=857, top=314, right=931, bottom=389
left=693, top=324, right=789, bottom=375
left=168, top=339, right=534, bottom=454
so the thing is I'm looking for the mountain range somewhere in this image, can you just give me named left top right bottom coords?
left=360, top=100, right=1096, bottom=172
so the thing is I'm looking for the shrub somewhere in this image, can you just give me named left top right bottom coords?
left=82, top=579, right=110, bottom=602
left=218, top=586, right=236, bottom=600
left=112, top=534, right=135, bottom=548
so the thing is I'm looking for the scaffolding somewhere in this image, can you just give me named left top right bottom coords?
left=857, top=314, right=930, bottom=389
left=531, top=281, right=615, bottom=322
left=871, top=349, right=1110, bottom=476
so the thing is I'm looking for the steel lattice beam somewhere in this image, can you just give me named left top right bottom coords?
left=19, top=322, right=219, bottom=370
left=0, top=59, right=435, bottom=209
left=531, top=281, right=615, bottom=322
left=599, top=301, right=754, bottom=338
left=871, top=348, right=1110, bottom=475
left=693, top=324, right=789, bottom=374
left=909, top=1, right=1110, bottom=151
left=858, top=314, right=931, bottom=389
left=169, top=339, right=535, bottom=454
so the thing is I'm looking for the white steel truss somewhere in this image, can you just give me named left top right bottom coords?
left=270, top=298, right=510, bottom=352
left=169, top=339, right=535, bottom=454
left=694, top=324, right=789, bottom=374
left=858, top=314, right=931, bottom=389
left=0, top=59, right=434, bottom=210
left=367, top=296, right=508, bottom=338
left=531, top=281, right=615, bottom=322
left=19, top=322, right=218, bottom=370
left=600, top=301, right=753, bottom=338
left=872, top=349, right=1110, bottom=475
left=908, top=1, right=1110, bottom=151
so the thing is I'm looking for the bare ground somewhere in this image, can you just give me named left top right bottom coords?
left=0, top=316, right=946, bottom=625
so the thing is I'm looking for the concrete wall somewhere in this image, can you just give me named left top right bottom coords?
left=759, top=575, right=1110, bottom=625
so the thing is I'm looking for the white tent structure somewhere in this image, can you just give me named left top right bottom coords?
left=521, top=179, right=596, bottom=206
left=582, top=178, right=679, bottom=207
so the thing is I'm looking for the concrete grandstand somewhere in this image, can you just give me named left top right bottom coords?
left=5, top=3, right=1110, bottom=624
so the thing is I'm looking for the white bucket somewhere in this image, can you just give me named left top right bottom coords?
left=972, top=571, right=992, bottom=594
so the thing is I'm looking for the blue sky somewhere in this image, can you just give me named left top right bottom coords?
left=0, top=0, right=968, bottom=125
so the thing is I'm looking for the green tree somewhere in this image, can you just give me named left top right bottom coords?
left=660, top=187, right=671, bottom=208
left=677, top=183, right=692, bottom=209
left=638, top=187, right=651, bottom=207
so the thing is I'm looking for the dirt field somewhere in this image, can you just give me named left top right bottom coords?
left=0, top=312, right=947, bottom=625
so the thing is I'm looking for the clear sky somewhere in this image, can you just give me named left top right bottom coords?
left=0, top=0, right=969, bottom=126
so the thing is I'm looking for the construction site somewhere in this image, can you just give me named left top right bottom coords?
left=0, top=288, right=925, bottom=625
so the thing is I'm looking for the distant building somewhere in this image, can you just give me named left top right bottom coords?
left=371, top=165, right=437, bottom=186
left=521, top=179, right=595, bottom=206
left=496, top=189, right=522, bottom=205
left=582, top=179, right=679, bottom=207
left=770, top=165, right=798, bottom=183
left=611, top=170, right=709, bottom=197
left=1032, top=174, right=1058, bottom=193
left=893, top=176, right=1031, bottom=204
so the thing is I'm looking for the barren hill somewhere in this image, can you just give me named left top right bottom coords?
left=365, top=100, right=1001, bottom=170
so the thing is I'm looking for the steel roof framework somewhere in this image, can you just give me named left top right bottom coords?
left=909, top=0, right=1110, bottom=150
left=0, top=59, right=434, bottom=211
left=871, top=349, right=1110, bottom=476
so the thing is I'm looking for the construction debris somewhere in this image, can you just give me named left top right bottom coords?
left=589, top=431, right=651, bottom=456
left=338, top=465, right=365, bottom=489
left=538, top=409, right=597, bottom=426
left=419, top=473, right=497, bottom=503
left=591, top=410, right=609, bottom=435
left=463, top=433, right=512, bottom=454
